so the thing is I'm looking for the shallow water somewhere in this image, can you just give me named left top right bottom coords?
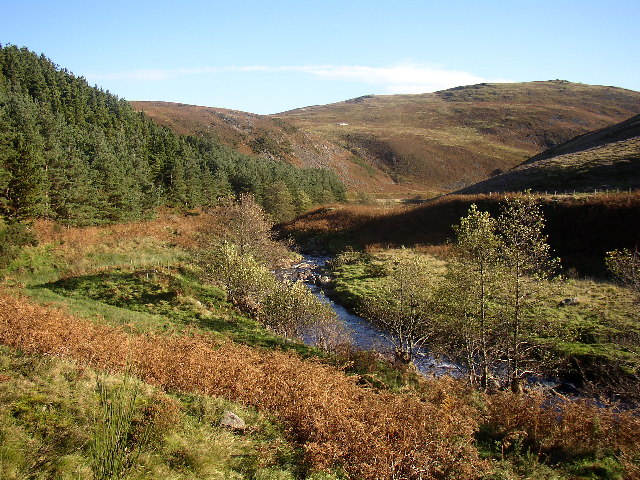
left=297, top=255, right=458, bottom=376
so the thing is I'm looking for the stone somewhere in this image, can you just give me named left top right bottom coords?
left=315, top=275, right=332, bottom=286
left=219, top=410, right=247, bottom=431
left=559, top=297, right=579, bottom=307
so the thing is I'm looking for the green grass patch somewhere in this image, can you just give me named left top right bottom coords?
left=0, top=346, right=338, bottom=480
left=328, top=247, right=640, bottom=390
left=83, top=237, right=188, bottom=271
left=28, top=265, right=319, bottom=357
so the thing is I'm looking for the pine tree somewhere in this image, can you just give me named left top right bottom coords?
left=293, top=189, right=313, bottom=215
left=263, top=180, right=296, bottom=223
left=2, top=96, right=46, bottom=219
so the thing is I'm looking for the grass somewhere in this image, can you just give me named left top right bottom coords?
left=327, top=247, right=640, bottom=397
left=0, top=345, right=324, bottom=480
left=276, top=81, right=640, bottom=190
left=327, top=248, right=447, bottom=308
left=0, top=291, right=487, bottom=479
left=459, top=135, right=640, bottom=195
left=1, top=213, right=323, bottom=357
left=25, top=265, right=320, bottom=357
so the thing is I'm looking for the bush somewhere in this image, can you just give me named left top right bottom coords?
left=202, top=242, right=345, bottom=350
left=0, top=221, right=38, bottom=269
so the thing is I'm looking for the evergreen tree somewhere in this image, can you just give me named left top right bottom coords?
left=293, top=189, right=313, bottom=215
left=0, top=44, right=346, bottom=225
left=2, top=95, right=46, bottom=219
left=263, top=180, right=296, bottom=223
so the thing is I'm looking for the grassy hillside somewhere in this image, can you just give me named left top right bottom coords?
left=276, top=81, right=640, bottom=190
left=130, top=101, right=411, bottom=196
left=134, top=82, right=640, bottom=195
left=457, top=114, right=640, bottom=194
left=281, top=191, right=640, bottom=275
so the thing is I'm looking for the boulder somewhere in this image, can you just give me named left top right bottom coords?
left=219, top=410, right=247, bottom=431
left=559, top=297, right=579, bottom=307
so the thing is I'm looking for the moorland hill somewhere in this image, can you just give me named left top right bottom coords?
left=134, top=81, right=640, bottom=194
left=456, top=113, right=640, bottom=194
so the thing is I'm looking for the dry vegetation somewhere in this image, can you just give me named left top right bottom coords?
left=282, top=191, right=640, bottom=275
left=2, top=206, right=640, bottom=478
left=277, top=81, right=640, bottom=190
left=2, top=283, right=639, bottom=478
left=0, top=291, right=485, bottom=479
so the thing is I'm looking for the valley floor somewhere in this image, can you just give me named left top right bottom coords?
left=0, top=209, right=639, bottom=479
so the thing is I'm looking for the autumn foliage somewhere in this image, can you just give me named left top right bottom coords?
left=0, top=292, right=485, bottom=479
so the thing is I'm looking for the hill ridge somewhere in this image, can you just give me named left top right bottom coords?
left=134, top=81, right=640, bottom=194
left=456, top=113, right=640, bottom=195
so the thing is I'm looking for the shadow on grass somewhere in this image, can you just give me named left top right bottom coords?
left=34, top=269, right=320, bottom=358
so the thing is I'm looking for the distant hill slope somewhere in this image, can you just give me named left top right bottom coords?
left=276, top=81, right=640, bottom=190
left=130, top=101, right=405, bottom=195
left=134, top=81, right=640, bottom=194
left=456, top=114, right=640, bottom=194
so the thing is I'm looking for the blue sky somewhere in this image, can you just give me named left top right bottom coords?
left=2, top=0, right=639, bottom=114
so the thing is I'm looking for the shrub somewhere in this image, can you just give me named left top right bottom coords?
left=0, top=221, right=38, bottom=269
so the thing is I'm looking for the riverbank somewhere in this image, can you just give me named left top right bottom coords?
left=280, top=255, right=459, bottom=377
left=323, top=247, right=640, bottom=404
left=2, top=210, right=640, bottom=478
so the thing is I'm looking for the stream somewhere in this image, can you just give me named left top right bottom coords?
left=288, top=255, right=584, bottom=396
left=290, top=255, right=458, bottom=377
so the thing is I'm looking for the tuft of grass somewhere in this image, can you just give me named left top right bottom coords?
left=90, top=370, right=149, bottom=480
left=0, top=345, right=325, bottom=480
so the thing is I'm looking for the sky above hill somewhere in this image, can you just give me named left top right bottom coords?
left=2, top=0, right=639, bottom=114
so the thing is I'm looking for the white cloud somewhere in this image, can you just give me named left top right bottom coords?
left=88, top=63, right=509, bottom=94
left=293, top=63, right=505, bottom=93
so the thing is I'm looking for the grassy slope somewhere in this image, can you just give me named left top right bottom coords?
left=277, top=81, right=640, bottom=190
left=0, top=346, right=308, bottom=480
left=457, top=114, right=640, bottom=194
left=1, top=212, right=640, bottom=478
left=0, top=213, right=483, bottom=479
left=133, top=82, right=640, bottom=195
left=130, top=101, right=405, bottom=196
